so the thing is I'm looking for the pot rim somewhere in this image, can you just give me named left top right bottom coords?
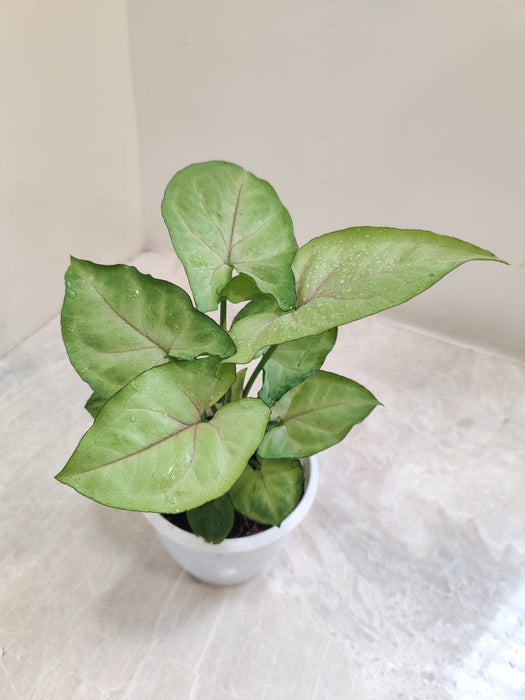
left=143, top=455, right=319, bottom=553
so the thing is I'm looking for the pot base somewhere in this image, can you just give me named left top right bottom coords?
left=144, top=456, right=319, bottom=585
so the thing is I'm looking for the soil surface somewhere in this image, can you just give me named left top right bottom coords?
left=161, top=511, right=271, bottom=539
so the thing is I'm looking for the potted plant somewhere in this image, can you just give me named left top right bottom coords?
left=56, top=160, right=502, bottom=584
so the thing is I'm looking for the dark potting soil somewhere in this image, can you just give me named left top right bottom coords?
left=161, top=511, right=272, bottom=539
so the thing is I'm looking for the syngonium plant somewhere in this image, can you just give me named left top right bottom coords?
left=56, top=161, right=503, bottom=543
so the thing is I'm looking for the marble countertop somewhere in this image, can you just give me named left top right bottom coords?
left=1, top=253, right=524, bottom=699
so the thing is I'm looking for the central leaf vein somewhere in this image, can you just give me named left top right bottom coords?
left=88, top=283, right=165, bottom=353
left=227, top=171, right=247, bottom=262
left=284, top=401, right=365, bottom=421
left=82, top=421, right=199, bottom=474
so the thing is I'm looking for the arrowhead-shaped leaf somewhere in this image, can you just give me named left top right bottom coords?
left=258, top=328, right=337, bottom=405
left=161, top=161, right=297, bottom=312
left=228, top=228, right=503, bottom=363
left=61, top=258, right=235, bottom=399
left=257, top=370, right=380, bottom=459
left=56, top=358, right=271, bottom=512
left=186, top=494, right=235, bottom=543
left=229, top=458, right=304, bottom=526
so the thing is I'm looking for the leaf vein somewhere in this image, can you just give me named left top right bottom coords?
left=79, top=424, right=196, bottom=474
left=195, top=186, right=229, bottom=248
left=87, top=283, right=168, bottom=353
left=228, top=171, right=247, bottom=260
left=175, top=208, right=226, bottom=262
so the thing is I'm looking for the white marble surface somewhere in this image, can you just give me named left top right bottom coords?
left=1, top=253, right=524, bottom=699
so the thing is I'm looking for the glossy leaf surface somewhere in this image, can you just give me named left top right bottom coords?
left=62, top=258, right=235, bottom=399
left=228, top=228, right=503, bottom=363
left=258, top=371, right=380, bottom=458
left=161, top=161, right=297, bottom=312
left=258, top=328, right=337, bottom=405
left=56, top=359, right=271, bottom=512
left=229, top=459, right=304, bottom=526
left=187, top=494, right=235, bottom=543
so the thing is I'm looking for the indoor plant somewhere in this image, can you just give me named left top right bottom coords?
left=56, top=160, right=502, bottom=581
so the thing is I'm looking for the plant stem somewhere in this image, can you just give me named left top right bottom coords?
left=242, top=345, right=277, bottom=397
left=220, top=299, right=227, bottom=329
left=220, top=298, right=232, bottom=404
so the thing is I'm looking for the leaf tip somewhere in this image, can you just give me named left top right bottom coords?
left=54, top=468, right=68, bottom=485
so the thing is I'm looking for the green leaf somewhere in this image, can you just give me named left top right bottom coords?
left=229, top=458, right=304, bottom=526
left=85, top=392, right=106, bottom=419
left=258, top=328, right=337, bottom=405
left=227, top=227, right=504, bottom=363
left=161, top=161, right=297, bottom=313
left=55, top=358, right=271, bottom=512
left=257, top=370, right=380, bottom=459
left=186, top=494, right=235, bottom=543
left=220, top=273, right=266, bottom=304
left=230, top=367, right=248, bottom=402
left=61, top=258, right=235, bottom=399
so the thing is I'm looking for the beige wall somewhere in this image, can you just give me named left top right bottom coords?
left=2, top=2, right=523, bottom=362
left=127, top=0, right=525, bottom=363
left=1, top=0, right=144, bottom=356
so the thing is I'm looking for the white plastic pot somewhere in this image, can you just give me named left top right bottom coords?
left=143, top=456, right=319, bottom=585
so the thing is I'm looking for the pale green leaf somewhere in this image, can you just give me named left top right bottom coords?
left=230, top=367, right=248, bottom=402
left=229, top=458, right=303, bottom=526
left=186, top=494, right=235, bottom=543
left=61, top=258, right=235, bottom=399
left=55, top=358, right=271, bottom=512
left=161, top=161, right=297, bottom=312
left=228, top=227, right=504, bottom=363
left=258, top=328, right=337, bottom=405
left=258, top=370, right=380, bottom=458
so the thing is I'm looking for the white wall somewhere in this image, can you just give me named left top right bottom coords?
left=127, top=0, right=525, bottom=363
left=0, top=0, right=144, bottom=356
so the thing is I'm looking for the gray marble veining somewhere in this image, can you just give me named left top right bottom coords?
left=1, top=253, right=524, bottom=699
